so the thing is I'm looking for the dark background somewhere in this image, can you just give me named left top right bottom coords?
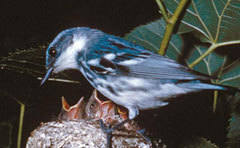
left=0, top=0, right=159, bottom=56
left=0, top=0, right=230, bottom=148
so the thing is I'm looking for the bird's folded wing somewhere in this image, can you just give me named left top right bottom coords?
left=87, top=36, right=213, bottom=80
left=115, top=53, right=212, bottom=80
left=89, top=51, right=212, bottom=80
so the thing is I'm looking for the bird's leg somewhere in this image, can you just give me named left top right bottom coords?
left=99, top=118, right=130, bottom=148
left=99, top=119, right=113, bottom=148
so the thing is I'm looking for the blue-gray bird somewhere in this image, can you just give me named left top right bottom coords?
left=41, top=27, right=234, bottom=120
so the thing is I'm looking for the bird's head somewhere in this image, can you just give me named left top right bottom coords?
left=40, top=27, right=103, bottom=85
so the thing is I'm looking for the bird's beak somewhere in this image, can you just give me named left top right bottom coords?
left=40, top=67, right=53, bottom=86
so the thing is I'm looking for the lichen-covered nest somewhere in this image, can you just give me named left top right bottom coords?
left=26, top=120, right=155, bottom=148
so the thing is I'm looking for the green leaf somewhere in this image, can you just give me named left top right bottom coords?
left=180, top=137, right=219, bottom=148
left=228, top=111, right=240, bottom=148
left=124, top=19, right=184, bottom=59
left=163, top=0, right=240, bottom=43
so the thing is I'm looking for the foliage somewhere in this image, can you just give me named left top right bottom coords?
left=180, top=137, right=219, bottom=148
left=228, top=113, right=240, bottom=147
left=163, top=0, right=240, bottom=68
left=228, top=93, right=240, bottom=148
left=164, top=0, right=240, bottom=43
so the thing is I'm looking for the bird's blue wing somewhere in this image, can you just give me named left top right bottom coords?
left=87, top=36, right=212, bottom=80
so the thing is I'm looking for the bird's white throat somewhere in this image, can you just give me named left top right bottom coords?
left=54, top=36, right=87, bottom=73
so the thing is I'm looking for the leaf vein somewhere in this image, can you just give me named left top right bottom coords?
left=191, top=0, right=214, bottom=41
left=181, top=20, right=210, bottom=38
left=215, top=0, right=231, bottom=42
left=219, top=75, right=240, bottom=84
left=212, top=0, right=220, bottom=17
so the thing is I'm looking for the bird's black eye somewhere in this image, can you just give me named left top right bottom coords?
left=49, top=47, right=57, bottom=57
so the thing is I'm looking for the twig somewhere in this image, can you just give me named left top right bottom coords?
left=37, top=77, right=80, bottom=84
left=155, top=0, right=169, bottom=22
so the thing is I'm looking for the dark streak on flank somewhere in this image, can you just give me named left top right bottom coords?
left=106, top=85, right=118, bottom=96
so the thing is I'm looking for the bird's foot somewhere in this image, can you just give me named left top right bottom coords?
left=99, top=119, right=130, bottom=148
left=137, top=128, right=151, bottom=143
left=99, top=119, right=113, bottom=148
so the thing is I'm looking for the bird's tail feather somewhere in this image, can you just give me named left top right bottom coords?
left=181, top=82, right=239, bottom=92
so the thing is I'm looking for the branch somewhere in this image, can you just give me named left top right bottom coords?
left=158, top=0, right=190, bottom=55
